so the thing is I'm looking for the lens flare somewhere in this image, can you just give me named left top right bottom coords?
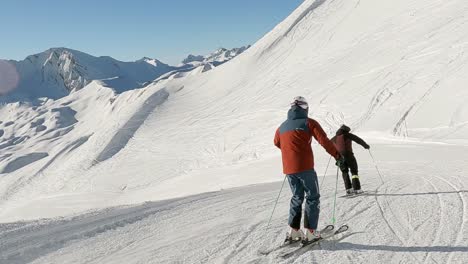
left=0, top=59, right=20, bottom=95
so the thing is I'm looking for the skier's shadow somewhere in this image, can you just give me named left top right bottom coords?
left=286, top=232, right=468, bottom=260
left=326, top=242, right=468, bottom=253
left=360, top=190, right=468, bottom=197
left=316, top=232, right=468, bottom=253
left=281, top=232, right=364, bottom=260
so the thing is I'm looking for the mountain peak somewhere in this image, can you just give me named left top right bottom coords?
left=139, top=57, right=165, bottom=67
left=182, top=54, right=205, bottom=64
left=44, top=47, right=88, bottom=58
left=181, top=46, right=250, bottom=65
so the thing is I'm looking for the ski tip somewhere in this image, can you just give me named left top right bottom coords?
left=336, top=224, right=349, bottom=232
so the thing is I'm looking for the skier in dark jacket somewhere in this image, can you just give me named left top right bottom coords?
left=331, top=124, right=370, bottom=195
left=274, top=96, right=343, bottom=244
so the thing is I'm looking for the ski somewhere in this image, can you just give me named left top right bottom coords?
left=339, top=191, right=367, bottom=198
left=279, top=224, right=349, bottom=259
left=258, top=224, right=335, bottom=256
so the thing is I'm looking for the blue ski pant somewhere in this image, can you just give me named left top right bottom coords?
left=287, top=169, right=320, bottom=230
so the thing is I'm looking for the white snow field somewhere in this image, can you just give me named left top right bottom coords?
left=1, top=0, right=468, bottom=263
left=1, top=144, right=468, bottom=263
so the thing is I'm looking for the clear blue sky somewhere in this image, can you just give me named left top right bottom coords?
left=0, top=0, right=303, bottom=65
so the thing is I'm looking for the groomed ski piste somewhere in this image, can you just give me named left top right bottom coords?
left=1, top=0, right=468, bottom=263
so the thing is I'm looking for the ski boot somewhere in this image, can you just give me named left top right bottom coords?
left=302, top=229, right=321, bottom=245
left=284, top=228, right=304, bottom=245
left=352, top=175, right=361, bottom=190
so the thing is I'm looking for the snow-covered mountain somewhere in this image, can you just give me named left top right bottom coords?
left=1, top=0, right=468, bottom=263
left=182, top=54, right=205, bottom=64
left=182, top=46, right=250, bottom=65
left=0, top=45, right=249, bottom=197
left=155, top=46, right=250, bottom=81
left=1, top=46, right=249, bottom=102
left=2, top=48, right=176, bottom=101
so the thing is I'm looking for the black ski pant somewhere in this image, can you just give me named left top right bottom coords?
left=340, top=153, right=361, bottom=190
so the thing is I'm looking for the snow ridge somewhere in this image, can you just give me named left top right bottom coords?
left=3, top=48, right=175, bottom=101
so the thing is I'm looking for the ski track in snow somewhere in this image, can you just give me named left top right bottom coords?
left=422, top=175, right=444, bottom=264
left=373, top=183, right=419, bottom=264
left=432, top=174, right=467, bottom=264
left=0, top=192, right=225, bottom=264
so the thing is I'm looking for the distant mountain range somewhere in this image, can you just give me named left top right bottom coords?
left=182, top=46, right=250, bottom=65
left=1, top=46, right=249, bottom=102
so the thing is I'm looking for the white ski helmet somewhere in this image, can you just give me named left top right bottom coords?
left=290, top=96, right=309, bottom=109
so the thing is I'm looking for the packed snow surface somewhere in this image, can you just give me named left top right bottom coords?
left=1, top=144, right=468, bottom=263
left=1, top=0, right=468, bottom=263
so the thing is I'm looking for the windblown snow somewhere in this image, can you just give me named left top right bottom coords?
left=1, top=0, right=468, bottom=263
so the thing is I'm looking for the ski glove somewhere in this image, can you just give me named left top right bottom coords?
left=335, top=156, right=346, bottom=169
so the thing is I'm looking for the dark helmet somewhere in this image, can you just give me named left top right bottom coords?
left=339, top=124, right=351, bottom=133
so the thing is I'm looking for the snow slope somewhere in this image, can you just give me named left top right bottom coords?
left=66, top=0, right=468, bottom=211
left=1, top=144, right=468, bottom=264
left=0, top=44, right=248, bottom=222
left=1, top=0, right=468, bottom=219
left=1, top=0, right=468, bottom=262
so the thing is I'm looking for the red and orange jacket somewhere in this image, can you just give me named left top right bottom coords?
left=274, top=106, right=339, bottom=175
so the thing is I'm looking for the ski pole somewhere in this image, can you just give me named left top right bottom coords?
left=369, top=150, right=385, bottom=184
left=331, top=166, right=339, bottom=225
left=320, top=156, right=332, bottom=186
left=265, top=175, right=287, bottom=231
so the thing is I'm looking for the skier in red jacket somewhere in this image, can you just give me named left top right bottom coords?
left=331, top=124, right=370, bottom=195
left=274, top=96, right=344, bottom=244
